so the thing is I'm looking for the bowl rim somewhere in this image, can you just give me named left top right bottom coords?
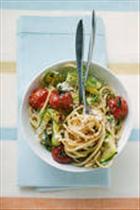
left=20, top=60, right=133, bottom=172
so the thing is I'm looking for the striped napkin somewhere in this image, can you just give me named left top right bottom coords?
left=17, top=16, right=110, bottom=189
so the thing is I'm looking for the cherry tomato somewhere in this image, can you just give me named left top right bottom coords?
left=29, top=88, right=48, bottom=109
left=52, top=145, right=73, bottom=164
left=60, top=92, right=73, bottom=109
left=49, top=90, right=60, bottom=109
left=108, top=96, right=128, bottom=120
left=49, top=90, right=73, bottom=110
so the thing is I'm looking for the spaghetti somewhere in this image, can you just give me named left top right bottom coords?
left=28, top=66, right=128, bottom=168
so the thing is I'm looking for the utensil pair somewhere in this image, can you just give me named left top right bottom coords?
left=76, top=10, right=96, bottom=113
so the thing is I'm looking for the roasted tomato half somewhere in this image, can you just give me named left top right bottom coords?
left=60, top=92, right=73, bottom=109
left=49, top=90, right=60, bottom=109
left=52, top=145, right=73, bottom=164
left=108, top=96, right=128, bottom=120
left=29, top=88, right=48, bottom=109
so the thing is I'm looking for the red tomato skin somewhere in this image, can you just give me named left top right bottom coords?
left=52, top=145, right=72, bottom=164
left=60, top=92, right=73, bottom=109
left=49, top=90, right=60, bottom=109
left=29, top=88, right=48, bottom=109
left=49, top=91, right=73, bottom=110
left=108, top=96, right=128, bottom=120
left=121, top=98, right=128, bottom=116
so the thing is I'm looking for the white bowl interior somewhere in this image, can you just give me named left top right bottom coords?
left=20, top=61, right=133, bottom=172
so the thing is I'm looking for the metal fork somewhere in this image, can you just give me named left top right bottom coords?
left=75, top=10, right=96, bottom=113
left=85, top=10, right=96, bottom=82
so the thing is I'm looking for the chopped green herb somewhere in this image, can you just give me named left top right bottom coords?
left=43, top=70, right=66, bottom=86
left=41, top=131, right=53, bottom=151
left=117, top=97, right=122, bottom=108
left=107, top=115, right=114, bottom=123
left=87, top=93, right=100, bottom=105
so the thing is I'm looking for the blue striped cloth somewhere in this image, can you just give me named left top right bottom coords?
left=16, top=16, right=111, bottom=188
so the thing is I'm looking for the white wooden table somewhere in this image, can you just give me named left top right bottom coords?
left=0, top=6, right=139, bottom=210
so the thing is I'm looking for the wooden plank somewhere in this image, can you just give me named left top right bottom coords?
left=0, top=62, right=16, bottom=73
left=108, top=63, right=140, bottom=75
left=0, top=62, right=139, bottom=74
left=0, top=198, right=139, bottom=210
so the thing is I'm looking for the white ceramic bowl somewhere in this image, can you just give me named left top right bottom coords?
left=20, top=61, right=133, bottom=172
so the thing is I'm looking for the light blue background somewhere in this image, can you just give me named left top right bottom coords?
left=1, top=0, right=139, bottom=11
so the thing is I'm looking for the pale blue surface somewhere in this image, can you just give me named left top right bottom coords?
left=18, top=136, right=110, bottom=187
left=17, top=15, right=109, bottom=188
left=1, top=0, right=139, bottom=11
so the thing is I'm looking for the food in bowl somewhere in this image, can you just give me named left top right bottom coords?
left=28, top=63, right=128, bottom=168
